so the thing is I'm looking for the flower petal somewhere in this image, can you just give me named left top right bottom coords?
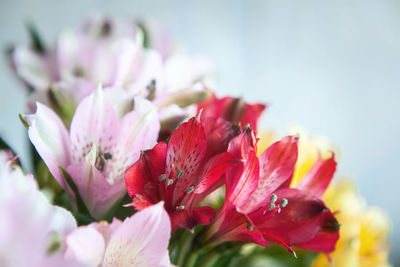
left=65, top=225, right=106, bottom=266
left=166, top=116, right=207, bottom=201
left=201, top=116, right=241, bottom=159
left=69, top=85, right=120, bottom=172
left=107, top=97, right=160, bottom=185
left=226, top=151, right=260, bottom=210
left=296, top=154, right=337, bottom=198
left=102, top=202, right=172, bottom=267
left=239, top=136, right=298, bottom=213
left=125, top=142, right=167, bottom=210
left=251, top=188, right=332, bottom=249
left=12, top=47, right=52, bottom=90
left=170, top=206, right=216, bottom=231
left=295, top=211, right=340, bottom=253
left=67, top=160, right=126, bottom=219
left=25, top=102, right=72, bottom=189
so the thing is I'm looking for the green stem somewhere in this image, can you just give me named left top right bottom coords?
left=176, top=231, right=194, bottom=266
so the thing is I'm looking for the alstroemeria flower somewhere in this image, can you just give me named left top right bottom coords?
left=11, top=16, right=212, bottom=130
left=0, top=151, right=81, bottom=267
left=65, top=202, right=173, bottom=267
left=125, top=114, right=241, bottom=231
left=24, top=86, right=160, bottom=219
left=204, top=129, right=339, bottom=255
left=197, top=93, right=266, bottom=130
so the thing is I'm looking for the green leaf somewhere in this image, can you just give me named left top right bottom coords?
left=59, top=167, right=94, bottom=223
left=136, top=22, right=150, bottom=49
left=25, top=22, right=45, bottom=54
left=49, top=85, right=77, bottom=127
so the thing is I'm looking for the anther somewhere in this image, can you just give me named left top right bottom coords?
left=166, top=179, right=174, bottom=186
left=270, top=193, right=278, bottom=203
left=158, top=174, right=166, bottom=181
left=186, top=186, right=195, bottom=194
left=177, top=169, right=184, bottom=178
left=176, top=205, right=185, bottom=211
left=280, top=198, right=288, bottom=208
left=267, top=203, right=275, bottom=211
left=104, top=152, right=112, bottom=160
left=243, top=123, right=250, bottom=130
left=247, top=221, right=254, bottom=231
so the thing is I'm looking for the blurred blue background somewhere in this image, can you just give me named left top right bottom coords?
left=1, top=0, right=399, bottom=264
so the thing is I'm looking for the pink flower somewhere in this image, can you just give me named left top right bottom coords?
left=204, top=129, right=339, bottom=255
left=0, top=151, right=81, bottom=267
left=64, top=202, right=173, bottom=267
left=24, top=86, right=160, bottom=219
left=11, top=16, right=212, bottom=129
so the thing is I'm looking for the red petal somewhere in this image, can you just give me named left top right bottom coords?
left=201, top=116, right=241, bottom=159
left=169, top=206, right=216, bottom=232
left=296, top=154, right=337, bottom=198
left=251, top=188, right=328, bottom=247
left=124, top=142, right=167, bottom=209
left=198, top=94, right=266, bottom=130
left=225, top=150, right=260, bottom=209
left=227, top=128, right=257, bottom=160
left=195, top=152, right=234, bottom=194
left=295, top=211, right=340, bottom=253
left=239, top=136, right=298, bottom=213
left=239, top=102, right=266, bottom=130
left=166, top=116, right=207, bottom=201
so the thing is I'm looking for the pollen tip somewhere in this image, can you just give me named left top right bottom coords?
left=104, top=152, right=112, bottom=160
left=158, top=174, right=166, bottom=181
left=186, top=185, right=195, bottom=194
left=166, top=179, right=174, bottom=186
left=176, top=205, right=185, bottom=211
left=280, top=198, right=288, bottom=208
left=270, top=193, right=278, bottom=203
left=177, top=169, right=184, bottom=178
left=267, top=203, right=275, bottom=211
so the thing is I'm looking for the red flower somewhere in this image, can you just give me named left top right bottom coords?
left=124, top=114, right=240, bottom=231
left=204, top=129, right=339, bottom=255
left=197, top=93, right=266, bottom=130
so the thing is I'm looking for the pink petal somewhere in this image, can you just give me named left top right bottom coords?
left=240, top=136, right=298, bottom=213
left=103, top=202, right=172, bottom=267
left=296, top=154, right=337, bottom=198
left=107, top=97, right=160, bottom=185
left=69, top=86, right=120, bottom=172
left=65, top=225, right=105, bottom=266
left=67, top=161, right=126, bottom=219
left=26, top=102, right=72, bottom=190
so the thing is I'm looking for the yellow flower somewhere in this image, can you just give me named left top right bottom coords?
left=312, top=181, right=392, bottom=267
left=257, top=127, right=392, bottom=267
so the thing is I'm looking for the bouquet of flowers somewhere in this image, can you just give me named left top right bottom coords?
left=1, top=16, right=392, bottom=267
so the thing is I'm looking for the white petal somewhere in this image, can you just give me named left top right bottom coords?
left=102, top=202, right=172, bottom=267
left=65, top=226, right=105, bottom=267
left=26, top=102, right=72, bottom=189
left=13, top=47, right=52, bottom=90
